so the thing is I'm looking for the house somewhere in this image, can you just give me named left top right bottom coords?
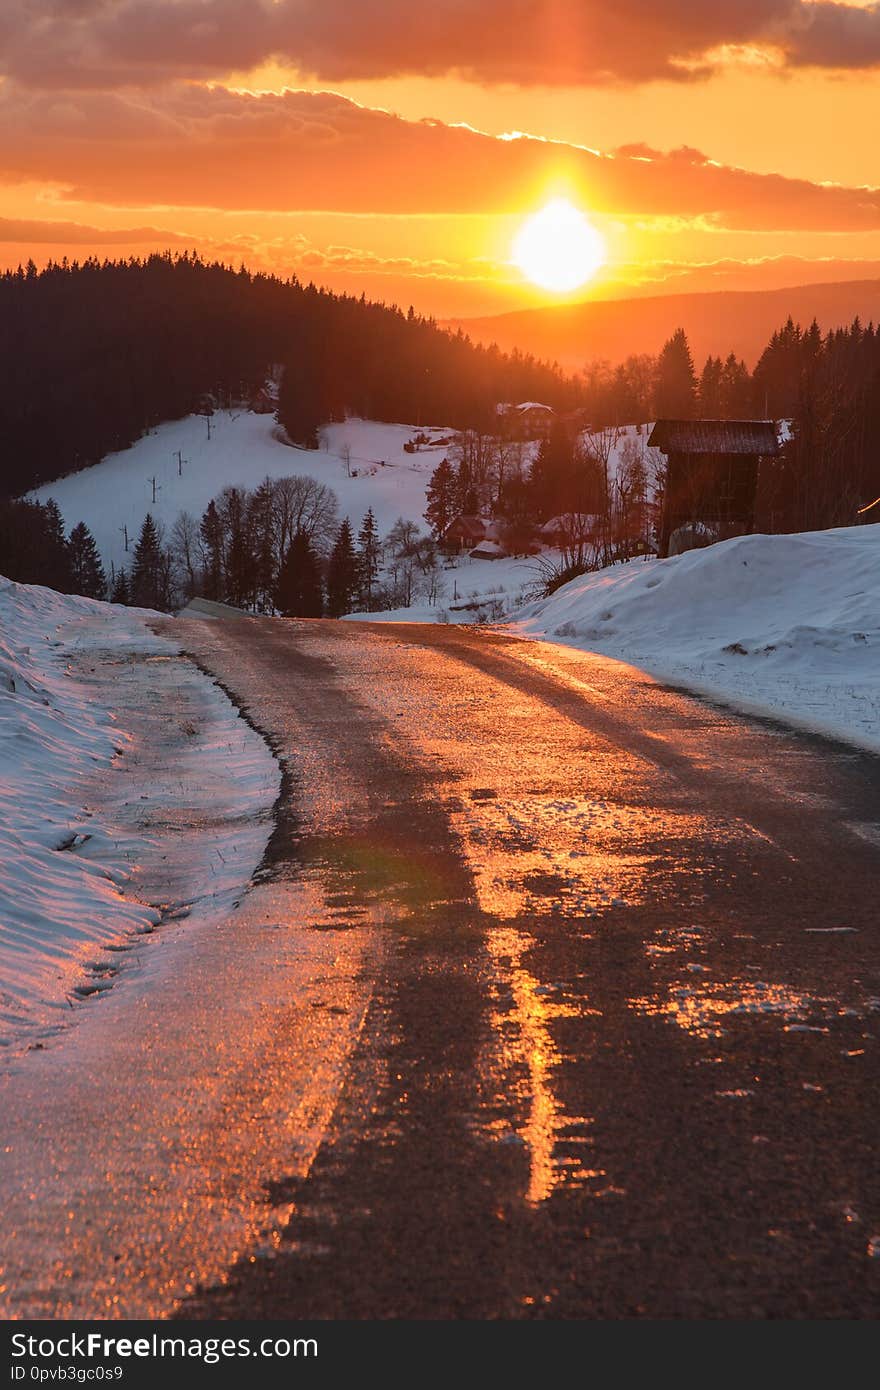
left=496, top=401, right=556, bottom=439
left=444, top=515, right=488, bottom=552
left=539, top=513, right=602, bottom=548
left=648, top=419, right=779, bottom=557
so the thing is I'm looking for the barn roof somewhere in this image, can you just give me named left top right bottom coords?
left=648, top=419, right=780, bottom=455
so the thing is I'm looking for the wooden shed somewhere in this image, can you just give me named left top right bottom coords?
left=648, top=419, right=779, bottom=557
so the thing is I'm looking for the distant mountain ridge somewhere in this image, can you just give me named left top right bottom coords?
left=447, top=279, right=880, bottom=371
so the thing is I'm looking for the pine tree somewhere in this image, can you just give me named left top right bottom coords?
left=455, top=457, right=479, bottom=515
left=41, top=498, right=73, bottom=592
left=130, top=513, right=166, bottom=610
left=424, top=457, right=457, bottom=542
left=326, top=517, right=359, bottom=617
left=110, top=567, right=130, bottom=605
left=67, top=521, right=107, bottom=600
left=277, top=357, right=323, bottom=449
left=719, top=353, right=753, bottom=417
left=698, top=356, right=723, bottom=416
left=529, top=420, right=574, bottom=519
left=199, top=499, right=224, bottom=600
left=357, top=507, right=380, bottom=608
left=274, top=530, right=323, bottom=617
left=654, top=328, right=697, bottom=419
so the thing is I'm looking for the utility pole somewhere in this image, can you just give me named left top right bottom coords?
left=148, top=476, right=160, bottom=504
left=119, top=523, right=129, bottom=552
left=174, top=450, right=183, bottom=477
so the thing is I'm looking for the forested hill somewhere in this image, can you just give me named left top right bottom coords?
left=0, top=254, right=580, bottom=499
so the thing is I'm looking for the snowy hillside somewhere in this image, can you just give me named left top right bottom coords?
left=32, top=411, right=452, bottom=582
left=0, top=578, right=278, bottom=1049
left=30, top=411, right=658, bottom=622
left=509, top=525, right=880, bottom=751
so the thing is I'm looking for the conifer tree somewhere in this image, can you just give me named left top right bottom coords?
left=130, top=513, right=167, bottom=610
left=424, top=457, right=457, bottom=542
left=67, top=521, right=107, bottom=600
left=41, top=498, right=73, bottom=592
left=698, top=356, right=723, bottom=416
left=326, top=517, right=359, bottom=617
left=199, top=499, right=224, bottom=600
left=110, top=567, right=130, bottom=605
left=654, top=328, right=697, bottom=419
left=357, top=507, right=380, bottom=608
left=275, top=530, right=323, bottom=617
left=455, top=457, right=479, bottom=515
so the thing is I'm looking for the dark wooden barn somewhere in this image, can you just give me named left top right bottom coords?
left=648, top=419, right=779, bottom=557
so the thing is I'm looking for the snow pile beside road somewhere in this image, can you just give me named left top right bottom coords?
left=0, top=577, right=278, bottom=1048
left=509, top=525, right=880, bottom=750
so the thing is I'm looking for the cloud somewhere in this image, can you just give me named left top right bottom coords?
left=2, top=1, right=880, bottom=89
left=0, top=85, right=878, bottom=234
left=0, top=214, right=191, bottom=243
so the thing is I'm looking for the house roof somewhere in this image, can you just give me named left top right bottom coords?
left=496, top=400, right=555, bottom=416
left=445, top=514, right=486, bottom=536
left=648, top=419, right=780, bottom=455
left=540, top=513, right=601, bottom=535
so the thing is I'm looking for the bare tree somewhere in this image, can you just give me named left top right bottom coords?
left=271, top=475, right=339, bottom=561
left=582, top=424, right=621, bottom=564
left=169, top=510, right=201, bottom=600
left=449, top=428, right=498, bottom=512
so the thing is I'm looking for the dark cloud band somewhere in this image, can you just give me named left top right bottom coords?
left=1, top=1, right=880, bottom=88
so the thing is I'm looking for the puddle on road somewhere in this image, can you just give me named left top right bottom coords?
left=453, top=792, right=703, bottom=920
left=630, top=978, right=826, bottom=1039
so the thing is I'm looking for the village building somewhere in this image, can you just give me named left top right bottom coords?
left=496, top=401, right=556, bottom=439
left=539, top=513, right=602, bottom=548
left=444, top=515, right=489, bottom=553
left=648, top=419, right=780, bottom=557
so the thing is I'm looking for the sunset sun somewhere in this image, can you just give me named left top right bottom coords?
left=512, top=198, right=606, bottom=293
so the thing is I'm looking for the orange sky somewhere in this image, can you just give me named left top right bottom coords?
left=1, top=2, right=879, bottom=318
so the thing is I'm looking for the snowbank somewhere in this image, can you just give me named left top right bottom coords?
left=0, top=577, right=278, bottom=1049
left=509, top=526, right=880, bottom=751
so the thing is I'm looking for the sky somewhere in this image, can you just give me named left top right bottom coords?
left=2, top=0, right=880, bottom=318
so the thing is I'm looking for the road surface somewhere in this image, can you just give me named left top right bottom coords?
left=172, top=617, right=880, bottom=1319
left=3, top=616, right=879, bottom=1319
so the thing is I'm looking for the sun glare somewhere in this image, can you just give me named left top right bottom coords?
left=513, top=199, right=606, bottom=293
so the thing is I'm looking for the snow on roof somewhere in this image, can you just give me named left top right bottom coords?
left=496, top=401, right=555, bottom=416
left=540, top=513, right=601, bottom=534
left=469, top=540, right=507, bottom=558
left=446, top=514, right=487, bottom=536
left=648, top=420, right=779, bottom=455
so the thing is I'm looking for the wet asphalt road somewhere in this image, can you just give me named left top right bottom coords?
left=168, top=616, right=880, bottom=1319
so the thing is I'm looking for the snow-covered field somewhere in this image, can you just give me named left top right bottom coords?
left=31, top=407, right=563, bottom=620
left=509, top=525, right=880, bottom=752
left=0, top=578, right=278, bottom=1050
left=32, top=411, right=450, bottom=581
